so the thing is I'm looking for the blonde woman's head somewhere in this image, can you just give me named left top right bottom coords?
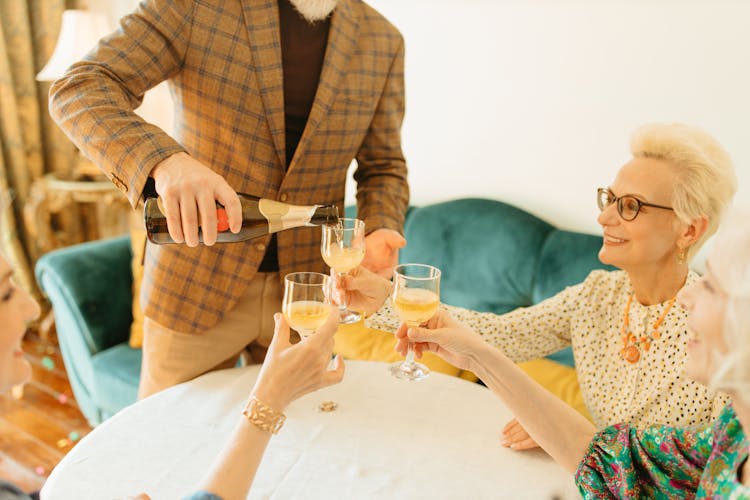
left=630, top=123, right=737, bottom=259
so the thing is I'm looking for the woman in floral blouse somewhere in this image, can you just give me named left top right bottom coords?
left=394, top=210, right=750, bottom=498
left=344, top=123, right=737, bottom=449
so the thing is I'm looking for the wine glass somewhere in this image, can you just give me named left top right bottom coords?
left=282, top=272, right=332, bottom=339
left=321, top=218, right=366, bottom=324
left=390, top=263, right=441, bottom=381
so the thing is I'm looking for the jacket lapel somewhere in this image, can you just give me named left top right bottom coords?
left=241, top=0, right=286, bottom=169
left=288, top=0, right=359, bottom=170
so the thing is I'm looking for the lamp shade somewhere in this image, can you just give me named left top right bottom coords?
left=36, top=9, right=112, bottom=82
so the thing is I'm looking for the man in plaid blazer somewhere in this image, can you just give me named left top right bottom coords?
left=49, top=0, right=409, bottom=397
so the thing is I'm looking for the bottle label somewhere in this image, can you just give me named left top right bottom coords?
left=259, top=198, right=313, bottom=233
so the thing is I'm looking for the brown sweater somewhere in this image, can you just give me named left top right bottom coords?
left=260, top=0, right=331, bottom=271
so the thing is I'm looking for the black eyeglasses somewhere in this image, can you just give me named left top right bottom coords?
left=597, top=188, right=673, bottom=221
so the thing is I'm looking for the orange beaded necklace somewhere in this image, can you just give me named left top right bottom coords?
left=620, top=293, right=676, bottom=363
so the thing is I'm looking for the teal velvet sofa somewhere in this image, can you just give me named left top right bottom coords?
left=35, top=197, right=611, bottom=426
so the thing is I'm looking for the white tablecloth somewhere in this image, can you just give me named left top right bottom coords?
left=42, top=361, right=579, bottom=499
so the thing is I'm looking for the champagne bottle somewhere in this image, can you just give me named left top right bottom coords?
left=144, top=193, right=339, bottom=244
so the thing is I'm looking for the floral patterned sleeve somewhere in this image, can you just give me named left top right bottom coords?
left=366, top=280, right=587, bottom=363
left=575, top=421, right=713, bottom=499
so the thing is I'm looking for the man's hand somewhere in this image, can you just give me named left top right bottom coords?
left=362, top=229, right=406, bottom=278
left=151, top=152, right=242, bottom=247
left=333, top=266, right=392, bottom=316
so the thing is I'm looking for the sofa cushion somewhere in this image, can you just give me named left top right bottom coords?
left=400, top=198, right=553, bottom=314
left=91, top=344, right=142, bottom=416
left=533, top=229, right=614, bottom=303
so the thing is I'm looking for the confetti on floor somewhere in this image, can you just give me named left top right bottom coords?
left=68, top=431, right=80, bottom=442
left=41, top=356, right=55, bottom=370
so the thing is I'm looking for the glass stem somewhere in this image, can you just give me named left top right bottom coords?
left=404, top=342, right=416, bottom=366
left=337, top=271, right=349, bottom=311
left=404, top=321, right=418, bottom=365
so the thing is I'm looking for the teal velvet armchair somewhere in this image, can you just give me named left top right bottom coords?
left=35, top=236, right=140, bottom=426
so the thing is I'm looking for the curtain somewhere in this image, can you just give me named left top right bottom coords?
left=0, top=0, right=80, bottom=301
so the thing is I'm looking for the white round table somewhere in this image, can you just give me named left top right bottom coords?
left=42, top=361, right=579, bottom=499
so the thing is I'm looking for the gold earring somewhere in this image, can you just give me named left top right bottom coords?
left=676, top=248, right=686, bottom=264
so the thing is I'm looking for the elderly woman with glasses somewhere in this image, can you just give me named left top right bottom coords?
left=339, top=123, right=737, bottom=450
left=397, top=210, right=750, bottom=498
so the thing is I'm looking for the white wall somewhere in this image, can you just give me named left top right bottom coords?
left=362, top=0, right=749, bottom=236
left=105, top=0, right=750, bottom=240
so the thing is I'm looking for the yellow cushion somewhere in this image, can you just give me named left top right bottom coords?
left=334, top=320, right=478, bottom=382
left=129, top=212, right=147, bottom=348
left=517, top=358, right=592, bottom=421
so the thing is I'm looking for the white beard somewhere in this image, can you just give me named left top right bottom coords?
left=288, top=0, right=339, bottom=22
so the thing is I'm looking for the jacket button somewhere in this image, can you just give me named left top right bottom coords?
left=110, top=175, right=128, bottom=192
left=254, top=243, right=265, bottom=252
left=279, top=193, right=288, bottom=202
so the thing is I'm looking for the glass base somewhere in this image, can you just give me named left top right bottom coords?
left=389, top=360, right=430, bottom=381
left=338, top=308, right=361, bottom=324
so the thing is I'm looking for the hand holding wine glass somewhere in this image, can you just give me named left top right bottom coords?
left=394, top=308, right=485, bottom=372
left=333, top=265, right=393, bottom=317
left=321, top=218, right=366, bottom=324
left=390, top=263, right=441, bottom=381
left=361, top=228, right=406, bottom=278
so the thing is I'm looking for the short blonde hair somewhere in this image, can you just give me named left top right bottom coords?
left=707, top=210, right=750, bottom=404
left=630, top=123, right=737, bottom=258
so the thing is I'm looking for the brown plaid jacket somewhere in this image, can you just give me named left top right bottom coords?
left=49, top=0, right=409, bottom=333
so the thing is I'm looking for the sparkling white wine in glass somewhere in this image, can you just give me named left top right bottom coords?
left=284, top=300, right=330, bottom=337
left=323, top=245, right=365, bottom=274
left=321, top=218, right=366, bottom=324
left=282, top=272, right=331, bottom=338
left=393, top=288, right=440, bottom=326
left=390, top=263, right=441, bottom=381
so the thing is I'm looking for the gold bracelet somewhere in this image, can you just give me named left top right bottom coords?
left=242, top=396, right=286, bottom=435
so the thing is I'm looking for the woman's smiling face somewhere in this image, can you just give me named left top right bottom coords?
left=597, top=157, right=683, bottom=273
